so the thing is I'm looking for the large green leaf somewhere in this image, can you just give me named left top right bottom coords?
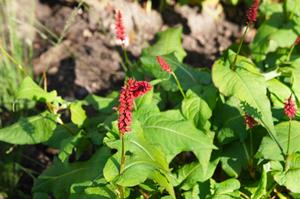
left=103, top=122, right=175, bottom=198
left=58, top=131, right=84, bottom=162
left=70, top=178, right=117, bottom=199
left=140, top=54, right=211, bottom=92
left=32, top=147, right=111, bottom=198
left=17, top=77, right=63, bottom=103
left=142, top=27, right=186, bottom=62
left=212, top=50, right=276, bottom=138
left=70, top=101, right=87, bottom=126
left=257, top=121, right=300, bottom=161
left=267, top=79, right=291, bottom=107
left=138, top=110, right=216, bottom=173
left=0, top=112, right=57, bottom=144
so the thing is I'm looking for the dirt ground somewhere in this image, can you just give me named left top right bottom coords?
left=32, top=0, right=245, bottom=99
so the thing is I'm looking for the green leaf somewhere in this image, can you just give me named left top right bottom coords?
left=70, top=101, right=87, bottom=126
left=208, top=178, right=240, bottom=199
left=142, top=27, right=186, bottom=62
left=181, top=90, right=212, bottom=130
left=212, top=50, right=276, bottom=137
left=84, top=93, right=118, bottom=114
left=174, top=158, right=219, bottom=190
left=252, top=164, right=268, bottom=199
left=271, top=152, right=300, bottom=193
left=0, top=112, right=57, bottom=144
left=103, top=122, right=175, bottom=198
left=70, top=178, right=117, bottom=199
left=17, top=77, right=63, bottom=103
left=32, top=147, right=111, bottom=198
left=138, top=110, right=216, bottom=172
left=257, top=121, right=300, bottom=161
left=214, top=97, right=246, bottom=144
left=267, top=79, right=291, bottom=107
left=251, top=13, right=300, bottom=63
left=58, top=131, right=84, bottom=162
left=220, top=140, right=248, bottom=178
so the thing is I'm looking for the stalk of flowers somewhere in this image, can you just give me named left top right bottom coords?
left=114, top=9, right=132, bottom=73
left=231, top=0, right=260, bottom=70
left=114, top=9, right=129, bottom=48
left=287, top=35, right=300, bottom=61
left=117, top=78, right=152, bottom=177
left=156, top=56, right=186, bottom=98
left=284, top=95, right=296, bottom=169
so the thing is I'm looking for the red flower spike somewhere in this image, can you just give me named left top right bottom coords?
left=114, top=10, right=128, bottom=47
left=118, top=80, right=135, bottom=134
left=117, top=79, right=152, bottom=134
left=156, top=56, right=173, bottom=74
left=247, top=0, right=260, bottom=24
left=244, top=114, right=257, bottom=129
left=294, top=35, right=300, bottom=46
left=284, top=96, right=297, bottom=119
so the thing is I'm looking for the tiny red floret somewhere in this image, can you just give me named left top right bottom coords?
left=284, top=96, right=297, bottom=119
left=244, top=113, right=257, bottom=129
left=131, top=81, right=152, bottom=98
left=247, top=0, right=260, bottom=24
left=156, top=56, right=173, bottom=74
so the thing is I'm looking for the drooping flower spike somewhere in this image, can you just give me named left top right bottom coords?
left=247, top=0, right=260, bottom=24
left=156, top=56, right=173, bottom=74
left=284, top=96, right=297, bottom=119
left=118, top=79, right=152, bottom=134
left=244, top=113, right=258, bottom=129
left=114, top=9, right=129, bottom=47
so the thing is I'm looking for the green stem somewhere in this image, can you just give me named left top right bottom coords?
left=249, top=128, right=253, bottom=160
left=120, top=134, right=126, bottom=174
left=287, top=44, right=295, bottom=61
left=231, top=25, right=249, bottom=71
left=123, top=48, right=132, bottom=69
left=172, top=72, right=186, bottom=99
left=119, top=134, right=126, bottom=199
left=242, top=140, right=251, bottom=164
left=285, top=119, right=292, bottom=170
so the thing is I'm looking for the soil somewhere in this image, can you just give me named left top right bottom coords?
left=33, top=0, right=244, bottom=99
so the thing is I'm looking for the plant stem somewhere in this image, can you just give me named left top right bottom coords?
left=242, top=140, right=251, bottom=164
left=285, top=119, right=292, bottom=170
left=119, top=133, right=126, bottom=199
left=123, top=48, right=132, bottom=70
left=231, top=25, right=249, bottom=71
left=249, top=129, right=253, bottom=161
left=120, top=134, right=126, bottom=174
left=287, top=44, right=295, bottom=61
left=172, top=72, right=186, bottom=99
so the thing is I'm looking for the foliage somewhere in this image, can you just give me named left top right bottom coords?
left=1, top=0, right=300, bottom=198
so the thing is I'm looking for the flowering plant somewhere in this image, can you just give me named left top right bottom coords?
left=1, top=1, right=300, bottom=198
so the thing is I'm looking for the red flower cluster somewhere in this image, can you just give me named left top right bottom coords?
left=247, top=0, right=260, bottom=24
left=244, top=113, right=257, bottom=129
left=114, top=10, right=128, bottom=47
left=294, top=35, right=300, bottom=46
left=284, top=96, right=297, bottom=119
left=118, top=79, right=152, bottom=134
left=156, top=56, right=173, bottom=74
